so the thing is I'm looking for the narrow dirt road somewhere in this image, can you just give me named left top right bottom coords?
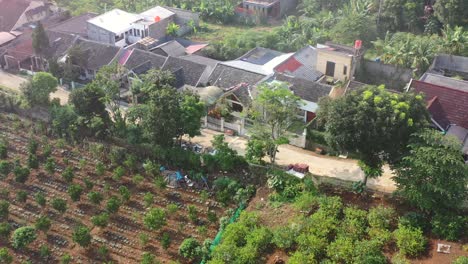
left=190, top=129, right=396, bottom=193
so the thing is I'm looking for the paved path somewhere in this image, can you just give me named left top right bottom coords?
left=0, top=70, right=70, bottom=104
left=190, top=129, right=397, bottom=193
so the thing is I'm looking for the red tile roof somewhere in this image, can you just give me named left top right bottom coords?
left=275, top=56, right=302, bottom=73
left=411, top=80, right=468, bottom=129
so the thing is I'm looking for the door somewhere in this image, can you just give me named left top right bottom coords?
left=325, top=61, right=335, bottom=77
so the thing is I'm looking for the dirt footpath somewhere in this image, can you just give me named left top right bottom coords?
left=189, top=129, right=397, bottom=193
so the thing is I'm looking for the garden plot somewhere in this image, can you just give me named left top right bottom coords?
left=0, top=113, right=231, bottom=263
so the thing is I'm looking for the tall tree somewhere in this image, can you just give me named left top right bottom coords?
left=248, top=82, right=303, bottom=163
left=318, top=85, right=428, bottom=186
left=434, top=0, right=468, bottom=27
left=177, top=92, right=205, bottom=141
left=21, top=72, right=58, bottom=106
left=394, top=129, right=468, bottom=213
left=32, top=22, right=50, bottom=70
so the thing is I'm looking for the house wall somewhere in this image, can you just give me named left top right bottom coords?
left=316, top=50, right=353, bottom=81
left=279, top=0, right=298, bottom=16
left=355, top=60, right=413, bottom=90
left=148, top=16, right=173, bottom=39
left=165, top=7, right=200, bottom=36
left=87, top=22, right=115, bottom=45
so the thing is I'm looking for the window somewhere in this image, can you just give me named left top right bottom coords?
left=325, top=61, right=335, bottom=77
left=343, top=65, right=348, bottom=75
left=137, top=29, right=140, bottom=36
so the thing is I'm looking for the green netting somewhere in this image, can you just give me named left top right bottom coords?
left=200, top=202, right=246, bottom=264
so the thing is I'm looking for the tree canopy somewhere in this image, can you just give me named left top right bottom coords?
left=21, top=72, right=58, bottom=106
left=318, top=85, right=428, bottom=185
left=394, top=129, right=468, bottom=213
left=11, top=226, right=37, bottom=249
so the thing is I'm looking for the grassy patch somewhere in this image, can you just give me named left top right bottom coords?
left=189, top=22, right=277, bottom=43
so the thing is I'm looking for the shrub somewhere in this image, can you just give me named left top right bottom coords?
left=318, top=196, right=343, bottom=218
left=188, top=205, right=198, bottom=223
left=27, top=140, right=38, bottom=154
left=154, top=176, right=166, bottom=189
left=288, top=251, right=317, bottom=264
left=97, top=246, right=109, bottom=259
left=0, top=247, right=12, bottom=263
left=207, top=211, right=217, bottom=224
left=83, top=177, right=94, bottom=190
left=453, top=256, right=468, bottom=264
left=87, top=191, right=103, bottom=205
left=305, top=210, right=339, bottom=239
left=144, top=208, right=166, bottom=230
left=143, top=192, right=154, bottom=208
left=141, top=252, right=157, bottom=264
left=139, top=233, right=149, bottom=247
left=340, top=206, right=368, bottom=240
left=14, top=166, right=30, bottom=183
left=106, top=196, right=121, bottom=214
left=431, top=213, right=467, bottom=241
left=61, top=167, right=74, bottom=182
left=95, top=161, right=105, bottom=176
left=35, top=192, right=46, bottom=207
left=39, top=244, right=50, bottom=259
left=368, top=227, right=393, bottom=249
left=368, top=206, right=396, bottom=230
left=394, top=224, right=426, bottom=257
left=391, top=253, right=410, bottom=264
left=27, top=153, right=38, bottom=169
left=353, top=240, right=387, bottom=264
left=295, top=233, right=327, bottom=259
left=132, top=174, right=145, bottom=185
left=272, top=225, right=297, bottom=250
left=11, top=226, right=37, bottom=249
left=72, top=225, right=92, bottom=247
left=161, top=233, right=171, bottom=250
left=327, top=235, right=355, bottom=263
left=123, top=154, right=138, bottom=172
left=0, top=161, right=11, bottom=176
left=60, top=254, right=72, bottom=264
left=16, top=191, right=27, bottom=203
left=166, top=203, right=178, bottom=215
left=118, top=186, right=131, bottom=203
left=399, top=212, right=429, bottom=231
left=44, top=157, right=55, bottom=174
left=35, top=216, right=51, bottom=233
left=0, top=201, right=8, bottom=220
left=179, top=238, right=202, bottom=261
left=91, top=213, right=109, bottom=228
left=112, top=166, right=125, bottom=181
left=213, top=177, right=240, bottom=205
left=42, top=144, right=52, bottom=158
left=51, top=198, right=67, bottom=213
left=0, top=143, right=7, bottom=159
left=67, top=184, right=83, bottom=202
left=0, top=223, right=11, bottom=240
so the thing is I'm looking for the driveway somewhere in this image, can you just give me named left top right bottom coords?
left=190, top=129, right=396, bottom=193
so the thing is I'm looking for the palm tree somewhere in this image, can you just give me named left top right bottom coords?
left=166, top=22, right=180, bottom=37
left=441, top=25, right=468, bottom=56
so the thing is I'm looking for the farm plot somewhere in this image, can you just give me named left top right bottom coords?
left=0, top=113, right=230, bottom=263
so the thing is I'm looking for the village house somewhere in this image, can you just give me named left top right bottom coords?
left=236, top=0, right=298, bottom=19
left=408, top=54, right=468, bottom=160
left=86, top=6, right=198, bottom=47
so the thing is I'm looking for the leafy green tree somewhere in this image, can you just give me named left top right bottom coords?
left=35, top=216, right=51, bottom=233
left=87, top=191, right=104, bottom=205
left=318, top=85, right=428, bottom=186
left=143, top=208, right=166, bottom=230
left=248, top=82, right=303, bottom=163
left=161, top=232, right=171, bottom=250
left=106, top=196, right=121, bottom=214
left=95, top=161, right=105, bottom=176
left=91, top=213, right=109, bottom=228
left=32, top=21, right=49, bottom=68
left=453, top=256, right=468, bottom=264
left=179, top=238, right=202, bottom=261
left=21, top=72, right=58, bottom=106
left=51, top=198, right=67, bottom=213
left=67, top=184, right=83, bottom=202
left=0, top=247, right=12, bottom=263
left=35, top=193, right=46, bottom=207
left=434, top=0, right=468, bottom=27
left=394, top=129, right=468, bottom=213
left=177, top=93, right=205, bottom=141
left=112, top=166, right=125, bottom=181
left=0, top=161, right=11, bottom=176
left=72, top=225, right=92, bottom=248
left=187, top=205, right=198, bottom=223
left=11, top=226, right=37, bottom=249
